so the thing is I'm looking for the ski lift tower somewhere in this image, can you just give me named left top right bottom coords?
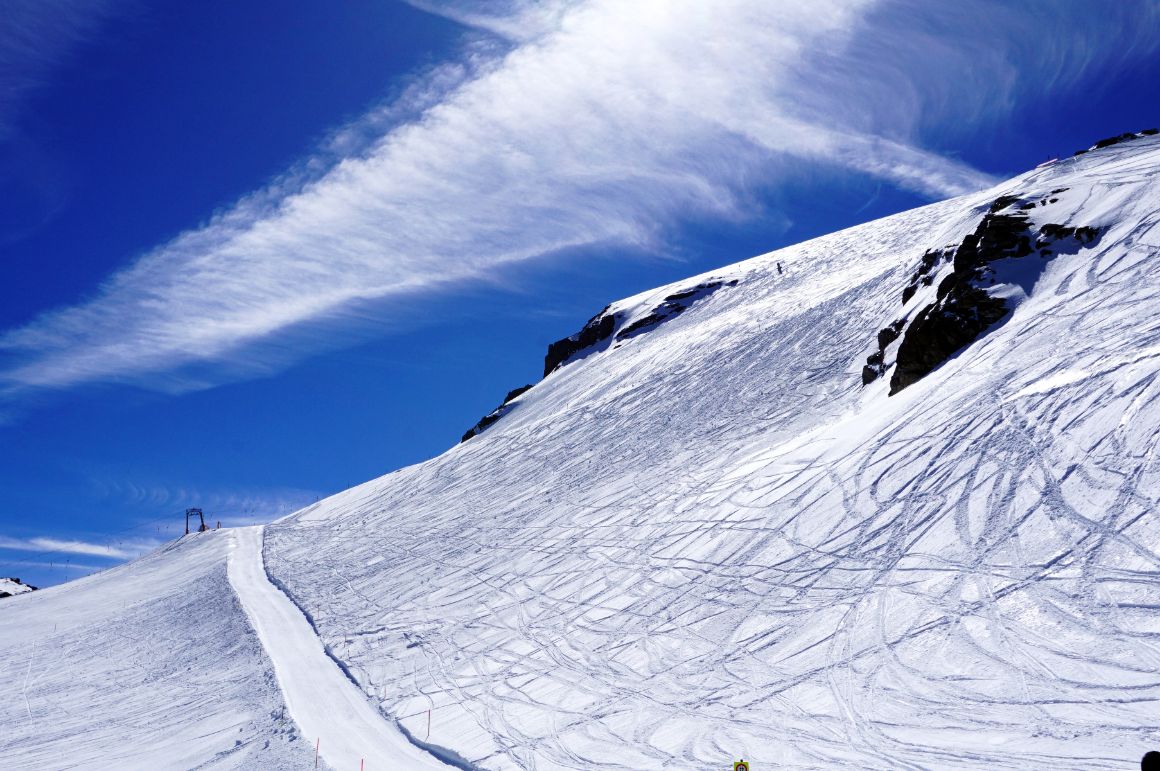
left=185, top=508, right=208, bottom=535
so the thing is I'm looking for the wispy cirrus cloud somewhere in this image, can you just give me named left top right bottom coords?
left=87, top=477, right=321, bottom=525
left=0, top=0, right=1156, bottom=398
left=2, top=559, right=103, bottom=572
left=0, top=1, right=136, bottom=272
left=0, top=535, right=158, bottom=560
left=0, top=0, right=132, bottom=138
left=400, top=0, right=581, bottom=42
left=0, top=485, right=312, bottom=568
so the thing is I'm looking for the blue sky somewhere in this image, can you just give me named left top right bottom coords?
left=1, top=0, right=1158, bottom=587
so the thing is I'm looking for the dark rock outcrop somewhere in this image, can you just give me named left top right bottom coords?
left=891, top=288, right=1009, bottom=394
left=544, top=307, right=617, bottom=377
left=901, top=248, right=954, bottom=305
left=0, top=577, right=38, bottom=598
left=862, top=319, right=905, bottom=385
left=465, top=277, right=740, bottom=445
left=884, top=196, right=1103, bottom=394
left=614, top=280, right=737, bottom=341
left=1073, top=129, right=1158, bottom=157
left=461, top=384, right=534, bottom=443
left=542, top=278, right=739, bottom=377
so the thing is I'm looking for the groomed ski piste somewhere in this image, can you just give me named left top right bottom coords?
left=1, top=526, right=452, bottom=769
left=229, top=526, right=453, bottom=770
left=4, top=133, right=1160, bottom=769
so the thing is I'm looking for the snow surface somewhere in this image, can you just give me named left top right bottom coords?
left=228, top=526, right=451, bottom=770
left=5, top=135, right=1160, bottom=769
left=0, top=577, right=36, bottom=597
left=0, top=532, right=314, bottom=769
left=264, top=136, right=1160, bottom=769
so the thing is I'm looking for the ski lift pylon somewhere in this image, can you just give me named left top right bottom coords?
left=185, top=508, right=208, bottom=535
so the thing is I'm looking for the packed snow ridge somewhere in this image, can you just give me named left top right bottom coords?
left=5, top=131, right=1160, bottom=769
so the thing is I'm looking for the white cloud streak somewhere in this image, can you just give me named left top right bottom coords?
left=400, top=0, right=581, bottom=42
left=1, top=0, right=1156, bottom=396
left=88, top=477, right=321, bottom=524
left=0, top=535, right=158, bottom=560
left=2, top=559, right=103, bottom=572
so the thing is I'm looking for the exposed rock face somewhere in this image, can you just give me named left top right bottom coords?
left=900, top=247, right=953, bottom=305
left=0, top=577, right=38, bottom=598
left=544, top=307, right=617, bottom=377
left=614, top=280, right=737, bottom=341
left=1073, top=128, right=1158, bottom=157
left=466, top=277, right=740, bottom=443
left=891, top=285, right=1009, bottom=394
left=862, top=319, right=904, bottom=384
left=461, top=385, right=534, bottom=443
left=543, top=279, right=738, bottom=377
left=893, top=198, right=1038, bottom=394
left=861, top=193, right=1104, bottom=394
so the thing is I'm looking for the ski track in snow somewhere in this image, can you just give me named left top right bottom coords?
left=227, top=525, right=452, bottom=771
left=0, top=533, right=313, bottom=770
left=5, top=137, right=1160, bottom=769
left=262, top=138, right=1160, bottom=769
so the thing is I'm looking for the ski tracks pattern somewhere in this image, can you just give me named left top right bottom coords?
left=265, top=140, right=1160, bottom=769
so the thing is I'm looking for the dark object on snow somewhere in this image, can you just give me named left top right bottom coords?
left=185, top=507, right=207, bottom=534
left=471, top=277, right=740, bottom=446
left=461, top=385, right=534, bottom=443
left=1094, top=132, right=1139, bottom=150
left=544, top=307, right=617, bottom=377
left=1074, top=129, right=1158, bottom=156
left=0, top=576, right=38, bottom=598
left=615, top=280, right=737, bottom=342
left=863, top=193, right=1104, bottom=393
left=543, top=278, right=738, bottom=376
left=900, top=247, right=954, bottom=306
left=862, top=319, right=904, bottom=385
left=1142, top=751, right=1160, bottom=771
left=886, top=196, right=1103, bottom=394
left=891, top=279, right=1008, bottom=394
left=890, top=201, right=1030, bottom=393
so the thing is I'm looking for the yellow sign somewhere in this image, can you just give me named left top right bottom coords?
left=734, top=761, right=750, bottom=771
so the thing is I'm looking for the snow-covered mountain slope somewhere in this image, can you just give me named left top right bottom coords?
left=263, top=133, right=1160, bottom=769
left=5, top=132, right=1160, bottom=770
left=228, top=526, right=454, bottom=770
left=0, top=533, right=312, bottom=769
left=0, top=577, right=37, bottom=597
